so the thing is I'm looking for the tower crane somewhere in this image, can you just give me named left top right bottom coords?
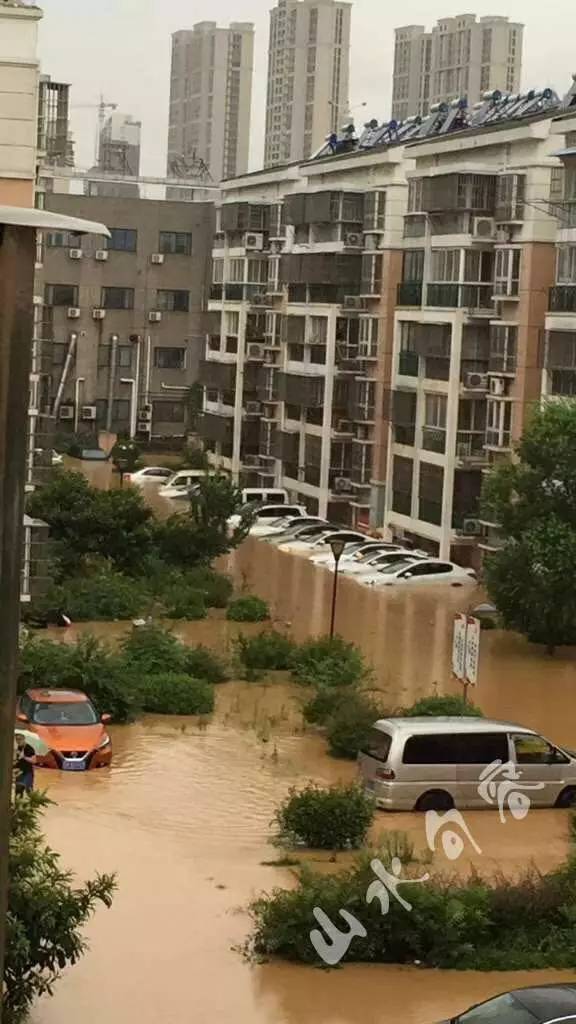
left=71, top=95, right=118, bottom=164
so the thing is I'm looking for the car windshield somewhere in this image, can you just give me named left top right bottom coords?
left=354, top=547, right=394, bottom=563
left=456, top=993, right=539, bottom=1023
left=32, top=701, right=99, bottom=726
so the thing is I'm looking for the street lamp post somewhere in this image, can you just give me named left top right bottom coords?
left=328, top=538, right=347, bottom=639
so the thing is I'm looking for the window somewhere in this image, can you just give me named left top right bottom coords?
left=431, top=249, right=460, bottom=282
left=106, top=229, right=137, bottom=252
left=154, top=347, right=186, bottom=370
left=101, top=287, right=134, bottom=310
left=403, top=734, right=462, bottom=764
left=229, top=258, right=245, bottom=283
left=225, top=311, right=240, bottom=335
left=44, top=284, right=78, bottom=307
left=402, top=250, right=424, bottom=282
left=495, top=249, right=521, bottom=296
left=46, top=231, right=82, bottom=248
left=424, top=393, right=447, bottom=429
left=458, top=993, right=539, bottom=1024
left=117, top=346, right=133, bottom=368
left=153, top=401, right=185, bottom=423
left=156, top=290, right=190, bottom=313
left=159, top=231, right=192, bottom=256
left=212, top=259, right=224, bottom=284
left=557, top=246, right=576, bottom=285
left=459, top=733, right=509, bottom=764
left=513, top=734, right=554, bottom=765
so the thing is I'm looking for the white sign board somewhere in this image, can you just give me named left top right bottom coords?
left=452, top=613, right=467, bottom=680
left=465, top=616, right=481, bottom=686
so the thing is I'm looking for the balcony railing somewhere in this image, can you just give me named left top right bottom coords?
left=427, top=283, right=493, bottom=312
left=549, top=286, right=576, bottom=313
left=486, top=428, right=511, bottom=449
left=422, top=426, right=446, bottom=454
left=397, top=282, right=423, bottom=306
left=456, top=431, right=487, bottom=461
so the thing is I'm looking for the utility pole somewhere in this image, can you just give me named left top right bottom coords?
left=0, top=224, right=37, bottom=1018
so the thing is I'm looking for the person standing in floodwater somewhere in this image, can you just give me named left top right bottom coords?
left=14, top=738, right=36, bottom=797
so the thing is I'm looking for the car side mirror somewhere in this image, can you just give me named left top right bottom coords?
left=17, top=712, right=29, bottom=724
left=101, top=713, right=112, bottom=724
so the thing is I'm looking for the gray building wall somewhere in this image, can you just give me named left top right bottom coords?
left=38, top=194, right=215, bottom=443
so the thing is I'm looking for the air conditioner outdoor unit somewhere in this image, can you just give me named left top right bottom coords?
left=59, top=405, right=74, bottom=421
left=95, top=249, right=109, bottom=262
left=81, top=405, right=97, bottom=421
left=151, top=253, right=165, bottom=265
left=245, top=401, right=262, bottom=415
left=465, top=371, right=488, bottom=390
left=247, top=344, right=265, bottom=360
left=139, top=409, right=152, bottom=422
left=245, top=232, right=264, bottom=251
left=344, top=232, right=363, bottom=248
left=92, top=308, right=106, bottom=320
left=472, top=217, right=495, bottom=239
left=149, top=311, right=162, bottom=322
left=137, top=420, right=152, bottom=433
left=67, top=307, right=81, bottom=319
left=334, top=476, right=354, bottom=493
left=462, top=517, right=482, bottom=536
left=69, top=248, right=83, bottom=260
left=489, top=376, right=507, bottom=396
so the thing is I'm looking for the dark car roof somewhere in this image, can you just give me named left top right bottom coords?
left=512, top=985, right=576, bottom=1020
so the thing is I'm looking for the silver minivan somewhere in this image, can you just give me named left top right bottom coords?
left=358, top=717, right=576, bottom=811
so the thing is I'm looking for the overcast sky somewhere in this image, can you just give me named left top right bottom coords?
left=38, top=0, right=576, bottom=176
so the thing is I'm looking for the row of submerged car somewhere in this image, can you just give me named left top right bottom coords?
left=246, top=502, right=477, bottom=589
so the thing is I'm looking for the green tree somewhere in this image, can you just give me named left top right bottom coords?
left=482, top=401, right=576, bottom=651
left=155, top=475, right=252, bottom=567
left=5, top=794, right=115, bottom=1023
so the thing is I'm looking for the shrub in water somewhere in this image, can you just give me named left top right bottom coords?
left=163, top=585, right=207, bottom=621
left=235, top=631, right=295, bottom=673
left=274, top=783, right=374, bottom=850
left=182, top=645, right=228, bottom=684
left=120, top=624, right=186, bottom=675
left=326, top=691, right=384, bottom=760
left=405, top=694, right=483, bottom=718
left=290, top=635, right=366, bottom=688
left=227, top=595, right=270, bottom=622
left=183, top=568, right=233, bottom=609
left=134, top=673, right=214, bottom=715
left=302, top=684, right=350, bottom=725
left=46, top=572, right=151, bottom=622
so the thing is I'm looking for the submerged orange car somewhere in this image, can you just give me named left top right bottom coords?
left=17, top=689, right=112, bottom=771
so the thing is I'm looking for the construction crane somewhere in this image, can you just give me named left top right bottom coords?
left=71, top=95, right=118, bottom=164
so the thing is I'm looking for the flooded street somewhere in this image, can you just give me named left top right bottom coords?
left=29, top=486, right=576, bottom=1022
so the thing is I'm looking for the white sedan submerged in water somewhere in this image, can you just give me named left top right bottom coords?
left=358, top=558, right=478, bottom=587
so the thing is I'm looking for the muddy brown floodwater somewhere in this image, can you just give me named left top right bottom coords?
left=30, top=497, right=576, bottom=1023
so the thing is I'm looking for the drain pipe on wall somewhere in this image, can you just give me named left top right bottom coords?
left=105, top=333, right=119, bottom=432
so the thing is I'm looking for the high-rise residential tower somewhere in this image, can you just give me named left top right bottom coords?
left=99, top=112, right=141, bottom=177
left=392, top=15, right=523, bottom=122
left=168, top=21, right=254, bottom=184
left=264, top=0, right=351, bottom=167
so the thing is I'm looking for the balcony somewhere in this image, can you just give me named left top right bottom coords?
left=199, top=360, right=237, bottom=391
left=351, top=402, right=375, bottom=423
left=397, top=282, right=422, bottom=306
left=209, top=284, right=223, bottom=301
left=422, top=427, right=446, bottom=454
left=549, top=286, right=576, bottom=314
left=427, top=283, right=493, bottom=313
left=455, top=431, right=487, bottom=463
left=486, top=428, right=511, bottom=450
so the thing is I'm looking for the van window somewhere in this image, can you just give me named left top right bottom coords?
left=513, top=734, right=555, bottom=765
left=265, top=492, right=286, bottom=504
left=362, top=727, right=392, bottom=763
left=460, top=733, right=509, bottom=764
left=403, top=733, right=462, bottom=764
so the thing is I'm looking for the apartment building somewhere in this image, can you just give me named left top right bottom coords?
left=37, top=194, right=215, bottom=444
left=37, top=75, right=74, bottom=168
left=389, top=92, right=563, bottom=562
left=168, top=21, right=254, bottom=184
left=201, top=124, right=412, bottom=525
left=392, top=15, right=523, bottom=122
left=264, top=0, right=351, bottom=167
left=544, top=100, right=576, bottom=408
left=0, top=0, right=43, bottom=206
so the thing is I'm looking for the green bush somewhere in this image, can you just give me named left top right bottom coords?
left=274, top=783, right=374, bottom=850
left=290, top=635, right=366, bottom=688
left=246, top=852, right=576, bottom=969
left=44, top=572, right=151, bottom=622
left=135, top=673, right=214, bottom=715
left=326, top=691, right=384, bottom=760
left=119, top=624, right=186, bottom=675
left=5, top=793, right=115, bottom=1023
left=182, top=568, right=233, bottom=609
left=235, top=631, right=295, bottom=672
left=182, top=645, right=228, bottom=684
left=405, top=694, right=484, bottom=718
left=227, top=595, right=270, bottom=622
left=18, top=636, right=139, bottom=724
left=302, top=684, right=350, bottom=725
left=163, top=585, right=207, bottom=621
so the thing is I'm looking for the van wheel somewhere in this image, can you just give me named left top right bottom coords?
left=415, top=790, right=454, bottom=812
left=556, top=787, right=576, bottom=808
